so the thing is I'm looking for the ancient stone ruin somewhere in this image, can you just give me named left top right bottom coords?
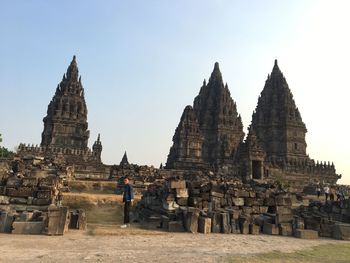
left=136, top=177, right=350, bottom=240
left=166, top=60, right=340, bottom=188
left=1, top=56, right=346, bottom=239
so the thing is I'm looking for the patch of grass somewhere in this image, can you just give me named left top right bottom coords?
left=228, top=243, right=350, bottom=263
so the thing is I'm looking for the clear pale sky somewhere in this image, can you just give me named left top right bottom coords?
left=0, top=1, right=349, bottom=184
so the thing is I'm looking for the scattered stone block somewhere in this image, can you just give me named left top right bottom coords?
left=263, top=223, right=279, bottom=235
left=47, top=205, right=69, bottom=235
left=198, top=216, right=211, bottom=234
left=294, top=229, right=318, bottom=239
left=0, top=196, right=10, bottom=205
left=185, top=209, right=199, bottom=233
left=332, top=223, right=350, bottom=240
left=279, top=223, right=293, bottom=236
left=0, top=212, right=14, bottom=233
left=170, top=180, right=186, bottom=189
left=12, top=221, right=44, bottom=235
left=168, top=221, right=185, bottom=232
left=232, top=198, right=244, bottom=206
left=220, top=212, right=231, bottom=234
left=176, top=188, right=189, bottom=198
left=249, top=224, right=260, bottom=235
left=239, top=222, right=249, bottom=234
left=211, top=212, right=221, bottom=233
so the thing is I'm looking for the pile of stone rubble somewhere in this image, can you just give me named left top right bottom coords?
left=0, top=157, right=85, bottom=235
left=136, top=177, right=350, bottom=240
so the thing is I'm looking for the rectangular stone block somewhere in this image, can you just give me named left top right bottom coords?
left=259, top=206, right=268, bottom=213
left=220, top=212, right=231, bottom=234
left=276, top=213, right=293, bottom=224
left=12, top=221, right=44, bottom=235
left=22, top=177, right=39, bottom=187
left=275, top=206, right=292, bottom=214
left=176, top=188, right=189, bottom=198
left=170, top=180, right=186, bottom=189
left=198, top=217, right=211, bottom=234
left=185, top=210, right=199, bottom=233
left=263, top=223, right=279, bottom=235
left=320, top=221, right=335, bottom=238
left=0, top=212, right=14, bottom=233
left=47, top=205, right=69, bottom=235
left=211, top=212, right=221, bottom=233
left=240, top=222, right=249, bottom=234
left=249, top=224, right=260, bottom=235
left=279, top=223, right=293, bottom=236
left=294, top=229, right=318, bottom=239
left=168, top=221, right=185, bottom=232
left=231, top=220, right=240, bottom=234
left=242, top=206, right=252, bottom=215
left=332, top=223, right=350, bottom=240
left=10, top=197, right=27, bottom=204
left=0, top=195, right=10, bottom=205
left=236, top=190, right=249, bottom=198
left=36, top=190, right=52, bottom=199
left=210, top=191, right=224, bottom=198
left=177, top=198, right=188, bottom=207
left=33, top=198, right=51, bottom=205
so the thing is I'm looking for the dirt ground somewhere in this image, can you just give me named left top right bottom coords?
left=0, top=228, right=348, bottom=263
left=2, top=192, right=346, bottom=262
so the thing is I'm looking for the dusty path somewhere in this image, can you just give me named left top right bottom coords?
left=0, top=230, right=348, bottom=263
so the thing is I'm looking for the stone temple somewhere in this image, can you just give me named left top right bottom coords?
left=166, top=60, right=340, bottom=187
left=18, top=56, right=107, bottom=176
left=16, top=56, right=340, bottom=188
left=166, top=62, right=244, bottom=170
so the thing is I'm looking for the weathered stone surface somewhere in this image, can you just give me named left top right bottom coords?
left=198, top=216, right=211, bottom=234
left=220, top=212, right=231, bottom=234
left=168, top=221, right=185, bottom=232
left=232, top=198, right=244, bottom=206
left=240, top=222, right=250, bottom=234
left=185, top=209, right=199, bottom=233
left=332, top=223, right=350, bottom=240
left=294, top=229, right=318, bottom=239
left=176, top=188, right=189, bottom=198
left=166, top=62, right=244, bottom=169
left=170, top=180, right=186, bottom=189
left=263, top=223, right=279, bottom=235
left=0, top=196, right=10, bottom=205
left=47, top=205, right=68, bottom=235
left=279, top=223, right=293, bottom=236
left=0, top=212, right=14, bottom=233
left=249, top=224, right=260, bottom=235
left=12, top=221, right=44, bottom=235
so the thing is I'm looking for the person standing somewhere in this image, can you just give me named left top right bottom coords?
left=324, top=185, right=330, bottom=201
left=316, top=185, right=321, bottom=199
left=121, top=177, right=134, bottom=228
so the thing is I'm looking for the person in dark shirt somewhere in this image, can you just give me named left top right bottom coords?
left=121, top=177, right=134, bottom=228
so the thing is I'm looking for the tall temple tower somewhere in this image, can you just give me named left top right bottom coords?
left=251, top=60, right=308, bottom=163
left=166, top=106, right=205, bottom=169
left=166, top=62, right=244, bottom=169
left=193, top=62, right=245, bottom=166
left=41, top=56, right=90, bottom=150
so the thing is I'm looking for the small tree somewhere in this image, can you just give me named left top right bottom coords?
left=0, top=133, right=14, bottom=158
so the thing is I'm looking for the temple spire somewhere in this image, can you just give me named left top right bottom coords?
left=120, top=151, right=129, bottom=166
left=66, top=55, right=79, bottom=81
left=271, top=59, right=282, bottom=76
left=208, top=62, right=224, bottom=87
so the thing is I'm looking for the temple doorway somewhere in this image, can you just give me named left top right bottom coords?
left=252, top=160, right=263, bottom=179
